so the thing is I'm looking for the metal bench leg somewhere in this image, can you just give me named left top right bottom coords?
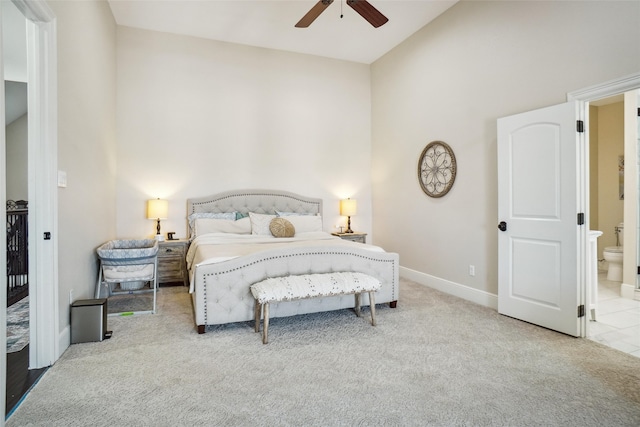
left=262, top=302, right=269, bottom=344
left=369, top=291, right=377, bottom=326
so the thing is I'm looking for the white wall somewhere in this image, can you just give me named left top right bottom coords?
left=50, top=0, right=117, bottom=331
left=371, top=1, right=640, bottom=298
left=116, top=27, right=372, bottom=240
left=5, top=112, right=27, bottom=200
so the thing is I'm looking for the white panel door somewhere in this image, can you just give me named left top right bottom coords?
left=498, top=102, right=583, bottom=337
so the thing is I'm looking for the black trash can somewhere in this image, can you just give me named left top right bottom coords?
left=71, top=299, right=111, bottom=343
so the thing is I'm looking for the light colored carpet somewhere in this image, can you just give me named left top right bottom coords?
left=106, top=288, right=155, bottom=315
left=7, top=279, right=640, bottom=426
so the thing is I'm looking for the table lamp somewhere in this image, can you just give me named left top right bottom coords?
left=340, top=198, right=357, bottom=233
left=147, top=198, right=168, bottom=241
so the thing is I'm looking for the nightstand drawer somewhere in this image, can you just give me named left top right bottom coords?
left=158, top=244, right=185, bottom=258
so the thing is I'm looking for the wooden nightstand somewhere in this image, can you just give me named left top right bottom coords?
left=331, top=232, right=367, bottom=244
left=157, top=240, right=189, bottom=286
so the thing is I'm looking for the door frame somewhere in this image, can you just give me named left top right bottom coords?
left=21, top=0, right=59, bottom=369
left=2, top=1, right=57, bottom=420
left=567, top=72, right=640, bottom=303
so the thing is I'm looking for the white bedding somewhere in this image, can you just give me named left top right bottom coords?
left=186, top=231, right=384, bottom=292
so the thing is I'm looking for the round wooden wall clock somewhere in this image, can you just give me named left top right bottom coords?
left=417, top=141, right=457, bottom=198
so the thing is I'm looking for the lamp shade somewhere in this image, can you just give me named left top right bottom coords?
left=147, top=199, right=168, bottom=220
left=340, top=199, right=357, bottom=216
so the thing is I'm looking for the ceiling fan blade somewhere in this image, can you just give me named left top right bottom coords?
left=347, top=0, right=388, bottom=28
left=295, top=0, right=334, bottom=28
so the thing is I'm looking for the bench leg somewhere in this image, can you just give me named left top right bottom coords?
left=254, top=300, right=261, bottom=333
left=262, top=302, right=270, bottom=344
left=369, top=291, right=377, bottom=326
left=354, top=293, right=362, bottom=317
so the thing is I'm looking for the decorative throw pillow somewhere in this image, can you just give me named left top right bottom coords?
left=249, top=212, right=277, bottom=235
left=269, top=217, right=295, bottom=238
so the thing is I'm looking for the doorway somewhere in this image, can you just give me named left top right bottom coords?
left=3, top=1, right=47, bottom=416
left=585, top=91, right=640, bottom=357
left=569, top=74, right=640, bottom=327
left=4, top=0, right=30, bottom=415
left=497, top=73, right=640, bottom=339
left=2, top=0, right=59, bottom=422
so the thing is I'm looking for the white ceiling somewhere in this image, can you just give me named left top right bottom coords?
left=108, top=0, right=458, bottom=64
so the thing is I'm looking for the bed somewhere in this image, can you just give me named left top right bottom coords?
left=186, top=189, right=399, bottom=333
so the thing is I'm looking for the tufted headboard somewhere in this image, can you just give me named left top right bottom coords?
left=187, top=189, right=323, bottom=237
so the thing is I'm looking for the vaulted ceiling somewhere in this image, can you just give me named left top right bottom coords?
left=108, top=0, right=458, bottom=64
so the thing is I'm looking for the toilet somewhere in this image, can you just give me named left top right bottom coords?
left=603, top=223, right=624, bottom=282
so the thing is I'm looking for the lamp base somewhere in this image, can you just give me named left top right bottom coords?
left=345, top=216, right=353, bottom=233
left=155, top=218, right=164, bottom=241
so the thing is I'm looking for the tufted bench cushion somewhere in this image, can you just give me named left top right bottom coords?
left=250, top=272, right=380, bottom=344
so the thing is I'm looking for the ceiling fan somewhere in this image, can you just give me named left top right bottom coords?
left=295, top=0, right=389, bottom=28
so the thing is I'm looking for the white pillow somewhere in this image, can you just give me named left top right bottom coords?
left=249, top=212, right=277, bottom=236
left=285, top=215, right=323, bottom=233
left=188, top=212, right=237, bottom=236
left=194, top=217, right=251, bottom=236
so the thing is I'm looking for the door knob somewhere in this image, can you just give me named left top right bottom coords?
left=498, top=221, right=507, bottom=232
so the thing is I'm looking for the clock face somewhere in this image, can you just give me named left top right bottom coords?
left=417, top=141, right=457, bottom=198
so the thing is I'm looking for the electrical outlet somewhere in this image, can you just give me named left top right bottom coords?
left=469, top=265, right=475, bottom=276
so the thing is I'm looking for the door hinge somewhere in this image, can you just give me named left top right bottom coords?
left=578, top=304, right=585, bottom=318
left=637, top=266, right=640, bottom=275
left=577, top=120, right=584, bottom=133
left=637, top=107, right=639, bottom=117
left=577, top=213, right=585, bottom=225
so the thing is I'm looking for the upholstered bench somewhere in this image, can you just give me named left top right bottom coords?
left=250, top=272, right=381, bottom=344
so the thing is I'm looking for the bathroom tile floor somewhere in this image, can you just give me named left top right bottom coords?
left=587, top=271, right=640, bottom=358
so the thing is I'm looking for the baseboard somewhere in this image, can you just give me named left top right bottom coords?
left=400, top=266, right=498, bottom=310
left=58, top=325, right=70, bottom=360
left=620, top=282, right=637, bottom=300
